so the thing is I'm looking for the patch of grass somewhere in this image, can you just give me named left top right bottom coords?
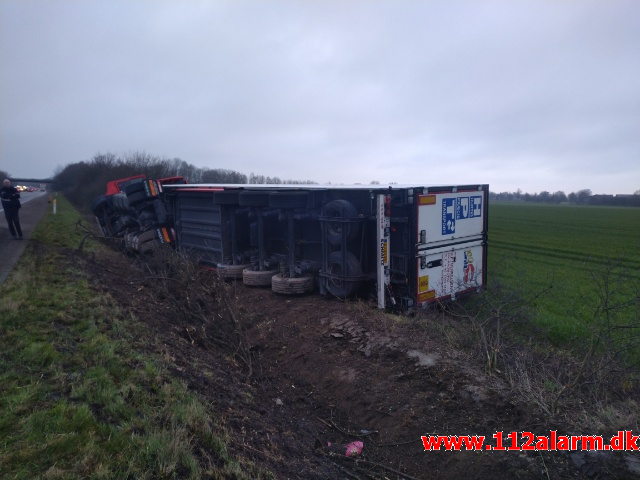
left=489, top=202, right=640, bottom=354
left=0, top=197, right=270, bottom=479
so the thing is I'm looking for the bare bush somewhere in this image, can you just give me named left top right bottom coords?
left=444, top=278, right=548, bottom=372
left=139, top=246, right=254, bottom=376
left=441, top=264, right=639, bottom=429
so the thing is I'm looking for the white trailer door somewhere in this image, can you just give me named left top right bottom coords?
left=416, top=240, right=484, bottom=304
left=416, top=189, right=486, bottom=249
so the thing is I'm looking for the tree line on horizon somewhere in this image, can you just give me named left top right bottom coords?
left=51, top=152, right=315, bottom=210
left=6, top=159, right=640, bottom=208
left=490, top=188, right=640, bottom=207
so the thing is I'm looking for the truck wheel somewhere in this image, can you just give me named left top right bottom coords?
left=239, top=191, right=270, bottom=207
left=112, top=193, right=129, bottom=211
left=268, top=192, right=308, bottom=209
left=217, top=263, right=249, bottom=279
left=326, top=251, right=362, bottom=298
left=132, top=229, right=156, bottom=251
left=111, top=217, right=131, bottom=237
left=243, top=268, right=279, bottom=287
left=137, top=229, right=157, bottom=243
left=153, top=199, right=168, bottom=224
left=271, top=274, right=314, bottom=295
left=137, top=208, right=156, bottom=227
left=322, top=199, right=358, bottom=246
left=138, top=239, right=157, bottom=254
left=126, top=190, right=148, bottom=206
left=213, top=191, right=240, bottom=205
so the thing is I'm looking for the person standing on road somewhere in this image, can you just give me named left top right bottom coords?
left=1, top=179, right=23, bottom=239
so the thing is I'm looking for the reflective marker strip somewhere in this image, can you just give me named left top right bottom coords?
left=418, top=195, right=437, bottom=205
left=418, top=290, right=436, bottom=302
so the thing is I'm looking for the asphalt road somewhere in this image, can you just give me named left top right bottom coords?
left=0, top=190, right=47, bottom=213
left=0, top=192, right=50, bottom=284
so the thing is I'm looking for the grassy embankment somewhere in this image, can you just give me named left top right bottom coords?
left=0, top=197, right=267, bottom=479
left=489, top=202, right=640, bottom=351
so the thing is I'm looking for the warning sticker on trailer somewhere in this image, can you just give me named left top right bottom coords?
left=441, top=251, right=455, bottom=295
left=441, top=198, right=456, bottom=234
left=470, top=196, right=482, bottom=218
left=419, top=275, right=429, bottom=293
left=380, top=238, right=389, bottom=266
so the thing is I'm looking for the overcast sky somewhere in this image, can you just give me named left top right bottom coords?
left=1, top=1, right=638, bottom=193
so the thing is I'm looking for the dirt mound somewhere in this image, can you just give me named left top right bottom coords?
left=86, top=248, right=582, bottom=479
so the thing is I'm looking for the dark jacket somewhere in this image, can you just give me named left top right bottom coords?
left=0, top=186, right=21, bottom=210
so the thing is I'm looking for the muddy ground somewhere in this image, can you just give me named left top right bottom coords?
left=84, top=246, right=590, bottom=479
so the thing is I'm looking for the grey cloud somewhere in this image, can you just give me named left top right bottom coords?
left=1, top=0, right=639, bottom=193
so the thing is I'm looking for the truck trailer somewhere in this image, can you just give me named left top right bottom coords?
left=91, top=178, right=488, bottom=310
left=158, top=183, right=488, bottom=310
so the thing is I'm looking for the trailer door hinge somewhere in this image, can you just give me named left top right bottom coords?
left=419, top=229, right=426, bottom=244
left=420, top=256, right=427, bottom=270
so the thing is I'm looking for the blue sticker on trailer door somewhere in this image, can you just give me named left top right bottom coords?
left=442, top=198, right=456, bottom=234
left=470, top=196, right=482, bottom=218
left=456, top=197, right=469, bottom=220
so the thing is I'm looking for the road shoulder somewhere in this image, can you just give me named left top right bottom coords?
left=0, top=195, right=49, bottom=283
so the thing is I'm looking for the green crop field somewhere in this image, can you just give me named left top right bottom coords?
left=488, top=202, right=640, bottom=348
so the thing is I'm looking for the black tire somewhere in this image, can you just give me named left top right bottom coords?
left=271, top=274, right=314, bottom=295
left=268, top=192, right=308, bottom=209
left=138, top=239, right=156, bottom=254
left=217, top=263, right=250, bottom=279
left=137, top=208, right=157, bottom=228
left=322, top=199, right=358, bottom=246
left=126, top=190, right=148, bottom=206
left=137, top=229, right=157, bottom=243
left=111, top=215, right=136, bottom=236
left=213, top=191, right=240, bottom=205
left=242, top=268, right=279, bottom=287
left=112, top=193, right=130, bottom=212
left=325, top=251, right=362, bottom=297
left=153, top=199, right=167, bottom=225
left=239, top=191, right=270, bottom=207
left=130, top=229, right=156, bottom=251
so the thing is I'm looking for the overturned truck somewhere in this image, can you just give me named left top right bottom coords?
left=91, top=175, right=185, bottom=253
left=93, top=180, right=489, bottom=310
